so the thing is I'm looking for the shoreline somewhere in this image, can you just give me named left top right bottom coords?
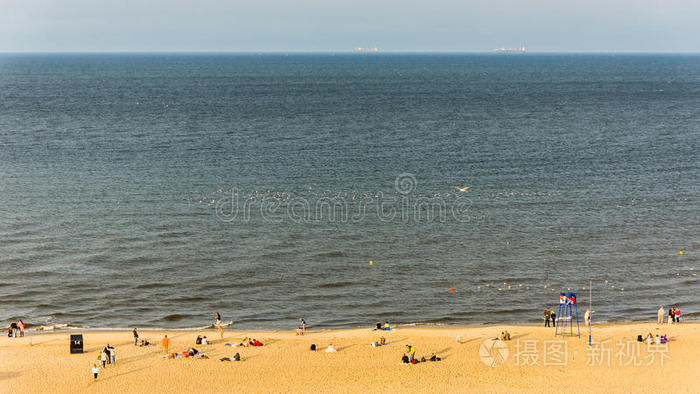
left=2, top=322, right=698, bottom=393
left=17, top=317, right=697, bottom=335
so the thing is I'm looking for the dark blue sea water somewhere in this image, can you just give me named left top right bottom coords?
left=0, top=53, right=698, bottom=330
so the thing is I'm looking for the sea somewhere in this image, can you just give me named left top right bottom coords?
left=0, top=53, right=698, bottom=330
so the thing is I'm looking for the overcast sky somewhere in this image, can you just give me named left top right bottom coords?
left=1, top=0, right=698, bottom=52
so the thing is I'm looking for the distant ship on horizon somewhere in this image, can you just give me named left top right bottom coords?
left=493, top=46, right=526, bottom=53
left=353, top=47, right=379, bottom=54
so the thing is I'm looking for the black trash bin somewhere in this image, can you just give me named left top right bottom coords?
left=70, top=334, right=84, bottom=354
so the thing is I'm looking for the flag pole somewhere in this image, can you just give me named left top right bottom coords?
left=588, top=280, right=592, bottom=346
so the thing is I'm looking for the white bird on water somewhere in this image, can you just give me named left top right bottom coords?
left=456, top=186, right=470, bottom=192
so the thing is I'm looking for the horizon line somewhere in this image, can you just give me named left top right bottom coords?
left=2, top=50, right=700, bottom=55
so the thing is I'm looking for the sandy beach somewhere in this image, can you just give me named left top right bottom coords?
left=1, top=322, right=698, bottom=393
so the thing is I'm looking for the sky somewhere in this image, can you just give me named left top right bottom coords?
left=1, top=0, right=699, bottom=52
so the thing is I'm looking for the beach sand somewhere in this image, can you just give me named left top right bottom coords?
left=1, top=323, right=698, bottom=393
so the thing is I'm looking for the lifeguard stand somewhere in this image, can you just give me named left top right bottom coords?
left=555, top=292, right=580, bottom=337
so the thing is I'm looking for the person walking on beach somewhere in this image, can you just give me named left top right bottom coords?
left=18, top=320, right=25, bottom=337
left=92, top=364, right=99, bottom=380
left=100, top=350, right=107, bottom=368
left=162, top=335, right=170, bottom=355
left=544, top=308, right=551, bottom=327
left=669, top=307, right=675, bottom=323
left=657, top=306, right=665, bottom=324
left=675, top=308, right=681, bottom=323
left=133, top=328, right=139, bottom=345
left=9, top=321, right=18, bottom=338
left=215, top=312, right=224, bottom=340
left=550, top=311, right=556, bottom=327
left=107, top=344, right=115, bottom=364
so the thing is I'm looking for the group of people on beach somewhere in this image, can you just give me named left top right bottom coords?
left=402, top=344, right=441, bottom=364
left=638, top=332, right=668, bottom=344
left=543, top=309, right=557, bottom=327
left=657, top=306, right=681, bottom=324
left=6, top=320, right=25, bottom=337
left=374, top=321, right=391, bottom=331
left=91, top=343, right=118, bottom=379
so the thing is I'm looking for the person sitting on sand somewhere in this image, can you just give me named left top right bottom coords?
left=196, top=335, right=203, bottom=345
left=139, top=339, right=151, bottom=347
left=375, top=321, right=382, bottom=331
left=384, top=321, right=391, bottom=331
left=499, top=332, right=506, bottom=341
left=233, top=352, right=240, bottom=361
left=645, top=333, right=653, bottom=345
left=654, top=334, right=661, bottom=345
left=661, top=335, right=668, bottom=344
left=252, top=339, right=262, bottom=346
left=326, top=343, right=336, bottom=352
left=504, top=330, right=511, bottom=341
left=380, top=336, right=386, bottom=345
left=202, top=336, right=209, bottom=345
left=405, top=345, right=416, bottom=363
left=429, top=352, right=441, bottom=361
left=296, top=327, right=303, bottom=336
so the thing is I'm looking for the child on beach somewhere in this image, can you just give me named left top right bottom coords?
left=92, top=364, right=99, bottom=380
